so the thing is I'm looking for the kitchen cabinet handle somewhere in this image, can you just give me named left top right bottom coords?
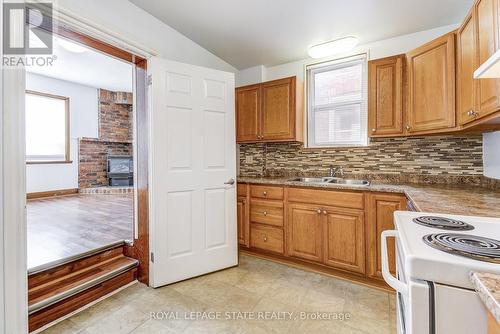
left=322, top=210, right=327, bottom=215
left=381, top=230, right=408, bottom=295
left=371, top=128, right=376, bottom=132
left=263, top=211, right=268, bottom=216
left=263, top=191, right=267, bottom=196
left=263, top=236, right=268, bottom=242
left=405, top=125, right=411, bottom=131
left=316, top=209, right=321, bottom=214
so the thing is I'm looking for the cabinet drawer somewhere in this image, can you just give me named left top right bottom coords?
left=237, top=183, right=248, bottom=197
left=250, top=199, right=283, bottom=227
left=250, top=185, right=284, bottom=200
left=287, top=188, right=364, bottom=210
left=250, top=224, right=284, bottom=254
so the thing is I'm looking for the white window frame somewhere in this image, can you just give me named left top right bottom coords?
left=305, top=53, right=368, bottom=148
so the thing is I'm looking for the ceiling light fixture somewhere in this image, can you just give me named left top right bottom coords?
left=308, top=36, right=359, bottom=59
left=56, top=37, right=87, bottom=53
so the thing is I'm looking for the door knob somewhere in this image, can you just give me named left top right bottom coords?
left=224, top=178, right=235, bottom=185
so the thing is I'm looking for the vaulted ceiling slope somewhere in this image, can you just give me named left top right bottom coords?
left=129, top=0, right=473, bottom=69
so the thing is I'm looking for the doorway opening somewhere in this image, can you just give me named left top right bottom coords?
left=26, top=39, right=136, bottom=271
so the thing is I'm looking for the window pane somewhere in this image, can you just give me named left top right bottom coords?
left=314, top=63, right=362, bottom=106
left=314, top=103, right=365, bottom=145
left=26, top=93, right=67, bottom=160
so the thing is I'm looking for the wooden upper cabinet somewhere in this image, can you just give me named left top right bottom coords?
left=287, top=203, right=323, bottom=262
left=406, top=32, right=456, bottom=134
left=457, top=11, right=478, bottom=126
left=368, top=55, right=405, bottom=137
left=261, top=77, right=296, bottom=141
left=236, top=85, right=260, bottom=142
left=323, top=207, right=365, bottom=274
left=475, top=0, right=500, bottom=119
left=235, top=76, right=303, bottom=143
left=366, top=193, right=407, bottom=280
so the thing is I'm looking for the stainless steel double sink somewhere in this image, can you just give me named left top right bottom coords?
left=287, top=177, right=370, bottom=186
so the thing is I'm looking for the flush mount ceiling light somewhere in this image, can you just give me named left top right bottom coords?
left=308, top=36, right=359, bottom=59
left=56, top=37, right=87, bottom=53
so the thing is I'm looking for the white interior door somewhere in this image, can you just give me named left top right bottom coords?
left=149, top=57, right=237, bottom=287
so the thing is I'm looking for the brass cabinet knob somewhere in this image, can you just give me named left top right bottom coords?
left=263, top=236, right=268, bottom=242
left=406, top=125, right=411, bottom=131
left=317, top=209, right=322, bottom=214
left=263, top=211, right=268, bottom=216
left=322, top=210, right=327, bottom=215
left=372, top=128, right=376, bottom=132
left=263, top=191, right=267, bottom=196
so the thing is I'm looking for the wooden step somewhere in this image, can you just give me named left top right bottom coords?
left=28, top=245, right=138, bottom=332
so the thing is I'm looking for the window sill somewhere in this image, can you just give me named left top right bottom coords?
left=26, top=160, right=73, bottom=165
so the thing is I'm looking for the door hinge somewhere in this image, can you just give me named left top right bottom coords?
left=150, top=252, right=155, bottom=263
left=147, top=75, right=152, bottom=86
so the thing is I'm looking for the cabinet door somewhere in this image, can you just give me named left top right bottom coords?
left=237, top=196, right=249, bottom=247
left=236, top=85, right=261, bottom=142
left=287, top=203, right=323, bottom=262
left=323, top=207, right=365, bottom=274
left=457, top=12, right=478, bottom=126
left=261, top=77, right=295, bottom=141
left=475, top=0, right=500, bottom=118
left=366, top=193, right=407, bottom=280
left=406, top=33, right=456, bottom=133
left=368, top=55, right=404, bottom=137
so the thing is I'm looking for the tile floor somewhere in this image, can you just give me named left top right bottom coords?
left=41, top=255, right=396, bottom=334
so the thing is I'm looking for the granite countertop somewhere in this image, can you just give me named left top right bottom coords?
left=237, top=176, right=500, bottom=217
left=470, top=272, right=500, bottom=324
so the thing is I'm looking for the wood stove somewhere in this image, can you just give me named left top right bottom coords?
left=107, top=155, right=133, bottom=186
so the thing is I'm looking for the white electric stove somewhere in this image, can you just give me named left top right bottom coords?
left=383, top=211, right=500, bottom=334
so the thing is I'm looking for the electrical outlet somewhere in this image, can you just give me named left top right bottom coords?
left=245, top=156, right=253, bottom=164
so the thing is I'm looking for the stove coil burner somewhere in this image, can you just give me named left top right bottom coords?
left=423, top=233, right=500, bottom=263
left=413, top=216, right=475, bottom=231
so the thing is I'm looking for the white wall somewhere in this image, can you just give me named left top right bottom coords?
left=25, top=73, right=99, bottom=193
left=56, top=0, right=237, bottom=73
left=236, top=24, right=459, bottom=85
left=483, top=131, right=500, bottom=180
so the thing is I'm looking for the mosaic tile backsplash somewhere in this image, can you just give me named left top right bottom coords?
left=238, top=135, right=484, bottom=177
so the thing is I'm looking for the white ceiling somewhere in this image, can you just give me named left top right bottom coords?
left=130, top=0, right=473, bottom=69
left=27, top=35, right=133, bottom=92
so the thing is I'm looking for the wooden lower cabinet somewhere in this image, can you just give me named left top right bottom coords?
left=242, top=184, right=408, bottom=289
left=366, top=192, right=407, bottom=279
left=323, top=207, right=365, bottom=274
left=237, top=196, right=250, bottom=247
left=250, top=223, right=284, bottom=254
left=287, top=203, right=323, bottom=262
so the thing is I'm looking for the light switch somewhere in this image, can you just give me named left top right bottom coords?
left=245, top=156, right=253, bottom=164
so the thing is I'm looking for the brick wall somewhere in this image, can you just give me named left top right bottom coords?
left=239, top=135, right=484, bottom=178
left=98, top=89, right=133, bottom=142
left=78, top=89, right=133, bottom=188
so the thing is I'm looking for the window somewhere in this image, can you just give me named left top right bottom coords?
left=25, top=91, right=70, bottom=163
left=306, top=54, right=368, bottom=147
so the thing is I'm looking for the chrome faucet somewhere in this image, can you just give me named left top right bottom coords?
left=329, top=165, right=344, bottom=178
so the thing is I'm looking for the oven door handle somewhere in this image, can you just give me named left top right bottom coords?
left=381, top=230, right=408, bottom=295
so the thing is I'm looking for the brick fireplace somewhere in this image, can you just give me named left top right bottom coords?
left=78, top=89, right=133, bottom=189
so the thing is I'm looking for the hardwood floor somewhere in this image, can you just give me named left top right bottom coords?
left=27, top=194, right=133, bottom=271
